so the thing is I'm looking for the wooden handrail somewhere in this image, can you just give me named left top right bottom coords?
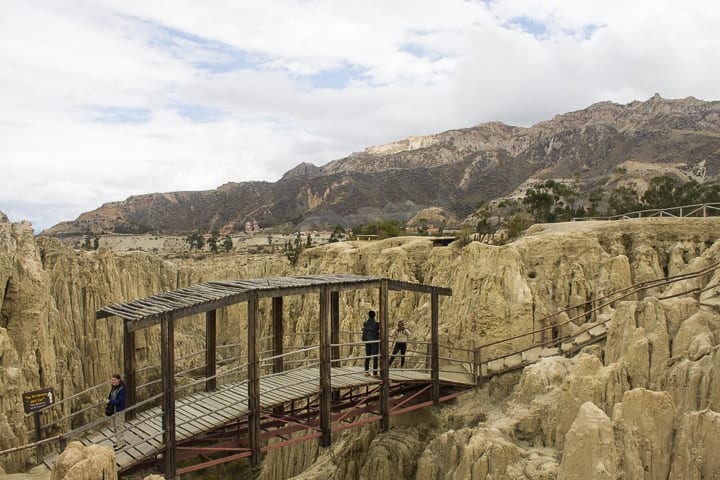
left=572, top=202, right=720, bottom=221
left=477, top=260, right=720, bottom=352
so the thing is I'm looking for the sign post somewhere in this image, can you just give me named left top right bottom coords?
left=22, top=388, right=55, bottom=463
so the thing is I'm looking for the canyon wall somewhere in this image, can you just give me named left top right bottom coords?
left=2, top=216, right=720, bottom=478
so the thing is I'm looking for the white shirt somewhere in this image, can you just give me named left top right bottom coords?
left=391, top=326, right=411, bottom=343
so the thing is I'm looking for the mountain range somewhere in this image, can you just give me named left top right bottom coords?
left=42, top=94, right=720, bottom=236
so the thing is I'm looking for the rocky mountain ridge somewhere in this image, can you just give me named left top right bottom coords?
left=42, top=94, right=720, bottom=237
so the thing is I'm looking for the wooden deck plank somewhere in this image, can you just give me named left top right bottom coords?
left=178, top=396, right=234, bottom=424
left=47, top=364, right=474, bottom=473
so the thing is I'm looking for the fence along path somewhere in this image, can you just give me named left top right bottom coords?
left=478, top=259, right=720, bottom=380
left=572, top=202, right=720, bottom=221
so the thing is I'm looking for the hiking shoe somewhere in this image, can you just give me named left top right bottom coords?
left=113, top=442, right=126, bottom=450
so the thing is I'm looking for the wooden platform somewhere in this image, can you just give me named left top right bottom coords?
left=45, top=365, right=474, bottom=472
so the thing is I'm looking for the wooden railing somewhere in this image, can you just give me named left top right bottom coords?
left=474, top=259, right=720, bottom=382
left=572, top=202, right=720, bottom=221
left=0, top=330, right=475, bottom=464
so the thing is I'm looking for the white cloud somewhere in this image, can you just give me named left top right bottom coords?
left=1, top=0, right=719, bottom=232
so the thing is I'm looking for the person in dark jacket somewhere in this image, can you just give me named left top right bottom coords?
left=362, top=310, right=380, bottom=376
left=106, top=373, right=127, bottom=449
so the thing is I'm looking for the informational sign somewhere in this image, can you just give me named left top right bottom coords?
left=22, top=388, right=55, bottom=413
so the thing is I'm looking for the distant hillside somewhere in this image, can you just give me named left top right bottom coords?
left=42, top=94, right=720, bottom=236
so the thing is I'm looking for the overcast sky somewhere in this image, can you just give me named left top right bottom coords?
left=2, top=1, right=719, bottom=232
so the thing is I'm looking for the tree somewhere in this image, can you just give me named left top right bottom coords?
left=586, top=189, right=604, bottom=217
left=640, top=176, right=683, bottom=209
left=476, top=217, right=494, bottom=243
left=355, top=220, right=404, bottom=239
left=417, top=218, right=429, bottom=236
left=207, top=229, right=219, bottom=253
left=329, top=224, right=346, bottom=242
left=504, top=215, right=530, bottom=241
left=607, top=184, right=640, bottom=215
left=83, top=236, right=99, bottom=250
left=473, top=204, right=498, bottom=243
left=522, top=180, right=580, bottom=222
left=285, top=232, right=304, bottom=265
left=523, top=186, right=554, bottom=222
left=221, top=235, right=233, bottom=252
left=185, top=231, right=205, bottom=250
left=456, top=226, right=473, bottom=246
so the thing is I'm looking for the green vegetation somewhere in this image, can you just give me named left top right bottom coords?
left=82, top=236, right=99, bottom=250
left=607, top=184, right=641, bottom=215
left=206, top=229, right=220, bottom=253
left=185, top=231, right=205, bottom=250
left=471, top=177, right=720, bottom=245
left=353, top=220, right=404, bottom=239
left=221, top=236, right=233, bottom=252
left=113, top=221, right=152, bottom=234
left=417, top=218, right=429, bottom=236
left=522, top=180, right=581, bottom=222
left=285, top=232, right=304, bottom=265
left=328, top=224, right=346, bottom=243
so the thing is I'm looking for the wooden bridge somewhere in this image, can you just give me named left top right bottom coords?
left=33, top=274, right=475, bottom=478
left=62, top=364, right=474, bottom=476
left=4, top=264, right=719, bottom=478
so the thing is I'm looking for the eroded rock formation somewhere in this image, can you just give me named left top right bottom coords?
left=1, top=215, right=720, bottom=479
left=48, top=442, right=115, bottom=480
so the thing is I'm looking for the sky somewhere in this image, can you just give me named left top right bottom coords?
left=2, top=1, right=720, bottom=233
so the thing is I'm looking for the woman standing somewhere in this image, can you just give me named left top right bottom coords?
left=106, top=373, right=127, bottom=449
left=389, top=321, right=411, bottom=368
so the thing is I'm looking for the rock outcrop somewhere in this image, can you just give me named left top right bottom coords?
left=2, top=216, right=720, bottom=478
left=48, top=442, right=115, bottom=480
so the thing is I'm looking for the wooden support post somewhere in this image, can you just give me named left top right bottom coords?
left=272, top=296, right=284, bottom=416
left=247, top=293, right=262, bottom=467
left=379, top=279, right=389, bottom=431
left=330, top=291, right=340, bottom=367
left=123, top=321, right=136, bottom=421
left=272, top=297, right=284, bottom=374
left=33, top=411, right=42, bottom=465
left=205, top=310, right=217, bottom=392
left=431, top=289, right=440, bottom=404
left=319, top=287, right=332, bottom=447
left=160, top=313, right=176, bottom=479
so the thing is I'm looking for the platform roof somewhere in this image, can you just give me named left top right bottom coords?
left=97, top=274, right=452, bottom=332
